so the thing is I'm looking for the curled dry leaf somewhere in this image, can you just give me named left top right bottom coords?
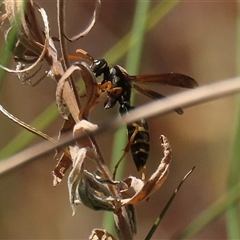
left=52, top=116, right=76, bottom=186
left=4, top=0, right=45, bottom=50
left=52, top=152, right=72, bottom=186
left=68, top=147, right=89, bottom=215
left=78, top=170, right=115, bottom=212
left=0, top=1, right=50, bottom=74
left=67, top=120, right=101, bottom=214
left=56, top=65, right=81, bottom=119
left=118, top=176, right=144, bottom=198
left=120, top=135, right=172, bottom=205
left=73, top=120, right=98, bottom=149
left=53, top=60, right=99, bottom=184
left=64, top=0, right=101, bottom=42
left=56, top=62, right=99, bottom=120
left=89, top=228, right=116, bottom=240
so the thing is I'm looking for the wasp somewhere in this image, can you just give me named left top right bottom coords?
left=70, top=50, right=198, bottom=178
left=90, top=58, right=198, bottom=179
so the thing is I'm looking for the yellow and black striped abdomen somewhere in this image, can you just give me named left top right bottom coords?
left=127, top=118, right=150, bottom=171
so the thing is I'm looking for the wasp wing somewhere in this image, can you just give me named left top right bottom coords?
left=129, top=73, right=198, bottom=89
left=133, top=84, right=183, bottom=115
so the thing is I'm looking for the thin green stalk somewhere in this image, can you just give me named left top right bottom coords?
left=102, top=0, right=180, bottom=234
left=0, top=41, right=11, bottom=86
left=226, top=1, right=240, bottom=238
left=110, top=0, right=151, bottom=183
left=104, top=0, right=181, bottom=64
left=125, top=1, right=151, bottom=74
left=102, top=0, right=181, bottom=179
left=0, top=1, right=27, bottom=86
left=145, top=167, right=195, bottom=240
left=102, top=0, right=151, bottom=233
left=226, top=102, right=240, bottom=237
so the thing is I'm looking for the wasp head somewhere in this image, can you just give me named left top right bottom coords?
left=91, top=59, right=109, bottom=77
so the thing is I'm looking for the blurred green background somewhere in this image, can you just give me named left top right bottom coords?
left=0, top=1, right=237, bottom=239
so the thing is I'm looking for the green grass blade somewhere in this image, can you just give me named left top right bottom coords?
left=225, top=1, right=240, bottom=239
left=102, top=0, right=181, bottom=235
left=0, top=1, right=27, bottom=86
left=145, top=167, right=195, bottom=240
left=0, top=102, right=58, bottom=159
left=226, top=108, right=240, bottom=237
left=125, top=0, right=151, bottom=74
left=103, top=0, right=181, bottom=64
left=102, top=0, right=151, bottom=233
left=111, top=0, right=152, bottom=182
left=174, top=182, right=240, bottom=239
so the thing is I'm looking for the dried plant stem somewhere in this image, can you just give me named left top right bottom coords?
left=55, top=0, right=82, bottom=122
left=0, top=105, right=54, bottom=142
left=0, top=102, right=58, bottom=159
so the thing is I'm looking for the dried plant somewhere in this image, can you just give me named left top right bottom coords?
left=0, top=0, right=208, bottom=240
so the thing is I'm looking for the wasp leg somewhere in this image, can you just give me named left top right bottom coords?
left=98, top=81, right=112, bottom=92
left=98, top=81, right=122, bottom=95
left=112, top=152, right=127, bottom=180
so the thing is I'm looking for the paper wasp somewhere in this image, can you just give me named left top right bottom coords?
left=70, top=50, right=198, bottom=179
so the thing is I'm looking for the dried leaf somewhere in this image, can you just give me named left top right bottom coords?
left=52, top=152, right=72, bottom=186
left=0, top=1, right=49, bottom=74
left=67, top=120, right=101, bottom=214
left=52, top=116, right=76, bottom=185
left=120, top=176, right=144, bottom=198
left=89, top=229, right=116, bottom=240
left=68, top=147, right=86, bottom=215
left=120, top=135, right=172, bottom=205
left=73, top=120, right=98, bottom=149
left=56, top=62, right=99, bottom=120
left=4, top=0, right=45, bottom=46
left=125, top=204, right=137, bottom=236
left=77, top=62, right=99, bottom=120
left=59, top=115, right=75, bottom=137
left=56, top=65, right=81, bottom=119
left=78, top=170, right=115, bottom=212
left=64, top=0, right=101, bottom=42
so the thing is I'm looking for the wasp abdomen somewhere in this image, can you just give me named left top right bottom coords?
left=127, top=119, right=150, bottom=171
